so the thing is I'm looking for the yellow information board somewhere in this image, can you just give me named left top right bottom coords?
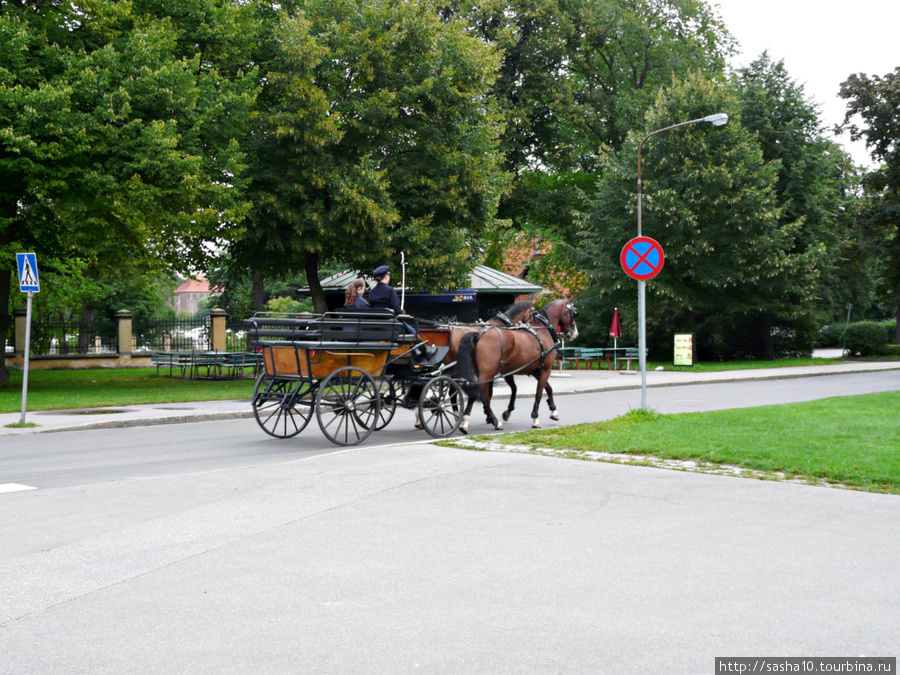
left=674, top=333, right=694, bottom=366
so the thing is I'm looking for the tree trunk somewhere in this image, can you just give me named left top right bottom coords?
left=0, top=196, right=15, bottom=386
left=760, top=317, right=776, bottom=360
left=78, top=305, right=95, bottom=354
left=0, top=268, right=10, bottom=386
left=250, top=269, right=265, bottom=312
left=305, top=252, right=328, bottom=315
left=896, top=305, right=900, bottom=345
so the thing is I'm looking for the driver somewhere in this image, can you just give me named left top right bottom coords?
left=368, top=264, right=436, bottom=360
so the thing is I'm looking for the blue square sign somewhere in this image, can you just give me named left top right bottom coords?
left=16, top=252, right=40, bottom=292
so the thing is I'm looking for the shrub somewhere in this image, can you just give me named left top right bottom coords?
left=815, top=323, right=845, bottom=348
left=843, top=321, right=888, bottom=357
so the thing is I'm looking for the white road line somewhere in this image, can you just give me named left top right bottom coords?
left=0, top=483, right=38, bottom=494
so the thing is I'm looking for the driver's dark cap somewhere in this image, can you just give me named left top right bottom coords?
left=373, top=265, right=390, bottom=276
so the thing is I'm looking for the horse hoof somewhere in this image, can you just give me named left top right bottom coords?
left=532, top=421, right=542, bottom=428
left=550, top=411, right=559, bottom=421
left=502, top=411, right=511, bottom=422
left=495, top=423, right=504, bottom=430
left=459, top=427, right=468, bottom=435
left=415, top=422, right=424, bottom=430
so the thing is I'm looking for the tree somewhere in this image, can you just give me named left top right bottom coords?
left=228, top=0, right=508, bottom=314
left=578, top=73, right=817, bottom=360
left=0, top=0, right=259, bottom=385
left=448, top=0, right=734, bottom=293
left=839, top=67, right=900, bottom=341
left=735, top=54, right=862, bottom=326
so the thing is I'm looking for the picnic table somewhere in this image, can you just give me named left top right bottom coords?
left=151, top=351, right=261, bottom=380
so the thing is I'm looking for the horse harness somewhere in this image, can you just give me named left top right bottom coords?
left=477, top=310, right=559, bottom=379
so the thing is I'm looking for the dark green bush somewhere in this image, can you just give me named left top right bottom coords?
left=843, top=321, right=888, bottom=357
left=815, top=323, right=845, bottom=348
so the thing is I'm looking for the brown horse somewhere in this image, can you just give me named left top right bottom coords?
left=436, top=300, right=534, bottom=427
left=440, top=300, right=534, bottom=367
left=456, top=298, right=579, bottom=433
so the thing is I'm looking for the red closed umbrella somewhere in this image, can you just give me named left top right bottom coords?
left=609, top=308, right=621, bottom=339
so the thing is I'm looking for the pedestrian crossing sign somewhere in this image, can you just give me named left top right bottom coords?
left=16, top=252, right=40, bottom=292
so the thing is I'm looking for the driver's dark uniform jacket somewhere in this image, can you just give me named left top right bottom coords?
left=367, top=282, right=402, bottom=313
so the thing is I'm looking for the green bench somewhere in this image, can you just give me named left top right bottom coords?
left=559, top=347, right=644, bottom=370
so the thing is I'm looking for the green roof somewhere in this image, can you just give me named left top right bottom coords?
left=298, top=265, right=542, bottom=295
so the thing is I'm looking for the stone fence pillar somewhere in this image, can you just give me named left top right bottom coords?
left=210, top=308, right=227, bottom=352
left=116, top=310, right=133, bottom=355
left=13, top=307, right=27, bottom=355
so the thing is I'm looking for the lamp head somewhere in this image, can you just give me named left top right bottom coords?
left=703, top=113, right=728, bottom=127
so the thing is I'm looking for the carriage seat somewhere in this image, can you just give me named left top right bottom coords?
left=320, top=309, right=418, bottom=346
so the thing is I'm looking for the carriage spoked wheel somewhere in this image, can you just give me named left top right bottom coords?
left=374, top=377, right=406, bottom=431
left=417, top=376, right=466, bottom=438
left=252, top=375, right=314, bottom=439
left=315, top=367, right=381, bottom=446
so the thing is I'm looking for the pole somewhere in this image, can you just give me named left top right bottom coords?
left=20, top=290, right=33, bottom=424
left=841, top=303, right=852, bottom=356
left=637, top=147, right=648, bottom=409
left=634, top=113, right=727, bottom=410
left=400, top=251, right=406, bottom=312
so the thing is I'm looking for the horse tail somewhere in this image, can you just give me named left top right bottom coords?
left=456, top=331, right=482, bottom=402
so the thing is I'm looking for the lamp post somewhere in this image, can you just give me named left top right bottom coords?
left=635, top=113, right=727, bottom=410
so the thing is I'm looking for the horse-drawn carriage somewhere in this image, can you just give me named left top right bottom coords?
left=244, top=310, right=466, bottom=445
left=244, top=298, right=579, bottom=445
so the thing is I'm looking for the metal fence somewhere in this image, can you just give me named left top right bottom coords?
left=9, top=315, right=252, bottom=356
left=132, top=318, right=211, bottom=352
left=225, top=317, right=249, bottom=352
left=26, top=317, right=118, bottom=355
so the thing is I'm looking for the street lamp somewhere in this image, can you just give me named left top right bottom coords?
left=635, top=113, right=728, bottom=410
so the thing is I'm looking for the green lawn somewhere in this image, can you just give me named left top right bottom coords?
left=0, top=368, right=256, bottom=413
left=456, top=392, right=900, bottom=494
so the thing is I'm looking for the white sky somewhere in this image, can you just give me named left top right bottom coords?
left=712, top=0, right=899, bottom=168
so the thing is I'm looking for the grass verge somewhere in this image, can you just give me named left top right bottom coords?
left=445, top=391, right=900, bottom=495
left=0, top=368, right=256, bottom=413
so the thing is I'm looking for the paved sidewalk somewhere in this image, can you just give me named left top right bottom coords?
left=3, top=359, right=899, bottom=436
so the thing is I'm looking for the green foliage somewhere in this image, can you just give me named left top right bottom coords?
left=842, top=321, right=888, bottom=356
left=736, top=54, right=860, bottom=326
left=578, top=73, right=815, bottom=360
left=839, top=68, right=900, bottom=335
left=265, top=296, right=310, bottom=314
left=0, top=0, right=260, bottom=384
left=229, top=0, right=508, bottom=311
left=814, top=323, right=846, bottom=348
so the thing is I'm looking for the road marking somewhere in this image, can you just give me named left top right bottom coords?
left=0, top=483, right=38, bottom=494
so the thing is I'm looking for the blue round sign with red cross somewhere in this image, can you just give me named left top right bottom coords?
left=621, top=236, right=665, bottom=280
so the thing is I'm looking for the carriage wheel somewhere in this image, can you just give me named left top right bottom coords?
left=374, top=378, right=402, bottom=431
left=316, top=367, right=381, bottom=446
left=252, top=376, right=313, bottom=439
left=418, top=376, right=465, bottom=438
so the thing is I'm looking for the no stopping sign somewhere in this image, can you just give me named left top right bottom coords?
left=621, top=237, right=665, bottom=280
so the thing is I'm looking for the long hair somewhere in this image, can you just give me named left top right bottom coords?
left=344, top=279, right=365, bottom=307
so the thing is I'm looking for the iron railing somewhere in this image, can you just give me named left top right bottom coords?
left=25, top=318, right=118, bottom=355
left=132, top=318, right=211, bottom=353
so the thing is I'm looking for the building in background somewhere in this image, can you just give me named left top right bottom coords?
left=171, top=276, right=217, bottom=314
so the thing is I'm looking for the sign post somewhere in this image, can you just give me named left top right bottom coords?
left=621, top=237, right=664, bottom=409
left=16, top=253, right=40, bottom=424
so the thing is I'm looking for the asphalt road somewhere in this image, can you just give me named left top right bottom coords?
left=2, top=371, right=899, bottom=673
left=3, top=370, right=899, bottom=490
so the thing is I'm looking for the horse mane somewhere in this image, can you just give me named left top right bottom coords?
left=503, top=300, right=534, bottom=318
left=536, top=297, right=565, bottom=319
